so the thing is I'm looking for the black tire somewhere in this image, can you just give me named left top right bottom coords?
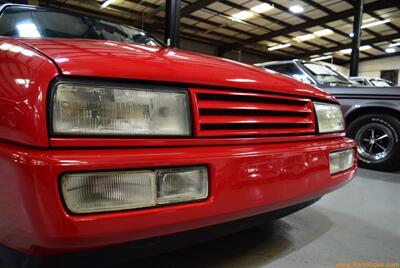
left=347, top=113, right=400, bottom=171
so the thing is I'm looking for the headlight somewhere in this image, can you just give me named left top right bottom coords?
left=329, top=149, right=355, bottom=175
left=51, top=82, right=191, bottom=136
left=314, top=102, right=345, bottom=133
left=61, top=166, right=209, bottom=214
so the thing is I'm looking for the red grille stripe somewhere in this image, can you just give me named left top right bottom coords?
left=190, top=88, right=316, bottom=137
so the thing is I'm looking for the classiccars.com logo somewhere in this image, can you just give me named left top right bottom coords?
left=336, top=262, right=400, bottom=268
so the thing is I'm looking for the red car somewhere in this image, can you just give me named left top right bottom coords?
left=0, top=4, right=356, bottom=268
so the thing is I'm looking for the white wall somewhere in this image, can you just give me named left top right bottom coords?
left=357, top=56, right=400, bottom=85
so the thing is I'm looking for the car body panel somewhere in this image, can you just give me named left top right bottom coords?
left=0, top=138, right=356, bottom=255
left=0, top=4, right=357, bottom=260
left=17, top=38, right=334, bottom=101
left=0, top=38, right=59, bottom=147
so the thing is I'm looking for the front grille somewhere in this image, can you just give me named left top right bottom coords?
left=190, top=88, right=316, bottom=137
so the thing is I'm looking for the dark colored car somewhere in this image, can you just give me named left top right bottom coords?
left=257, top=60, right=400, bottom=171
left=0, top=4, right=356, bottom=268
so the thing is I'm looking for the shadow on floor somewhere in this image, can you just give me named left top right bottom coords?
left=110, top=208, right=333, bottom=268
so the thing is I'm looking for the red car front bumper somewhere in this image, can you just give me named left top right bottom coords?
left=0, top=137, right=356, bottom=256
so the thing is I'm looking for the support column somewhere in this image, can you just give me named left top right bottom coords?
left=350, top=0, right=364, bottom=76
left=165, top=0, right=181, bottom=48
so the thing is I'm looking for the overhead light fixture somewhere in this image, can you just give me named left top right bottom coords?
left=294, top=33, right=315, bottom=42
left=389, top=42, right=400, bottom=48
left=314, top=29, right=334, bottom=36
left=360, top=45, right=372, bottom=50
left=340, top=45, right=372, bottom=54
left=385, top=47, right=396, bottom=53
left=294, top=29, right=334, bottom=42
left=268, top=43, right=291, bottom=51
left=310, top=54, right=320, bottom=58
left=340, top=48, right=352, bottom=54
left=349, top=19, right=391, bottom=37
left=101, top=0, right=114, bottom=9
left=289, top=5, right=304, bottom=14
left=310, top=55, right=333, bottom=62
left=231, top=10, right=254, bottom=21
left=250, top=3, right=274, bottom=13
left=362, top=19, right=391, bottom=29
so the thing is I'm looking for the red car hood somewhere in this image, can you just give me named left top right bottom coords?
left=20, top=38, right=333, bottom=101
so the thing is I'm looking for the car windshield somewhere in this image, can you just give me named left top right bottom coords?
left=303, top=63, right=353, bottom=86
left=0, top=5, right=163, bottom=47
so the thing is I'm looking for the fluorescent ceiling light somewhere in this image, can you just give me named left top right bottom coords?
left=314, top=29, right=334, bottom=36
left=294, top=34, right=315, bottom=42
left=339, top=48, right=352, bottom=54
left=268, top=43, right=291, bottom=51
left=349, top=19, right=391, bottom=37
left=362, top=19, right=391, bottom=29
left=289, top=5, right=304, bottom=14
left=294, top=29, right=334, bottom=42
left=385, top=47, right=396, bottom=53
left=340, top=45, right=372, bottom=54
left=101, top=0, right=114, bottom=8
left=360, top=45, right=372, bottom=50
left=310, top=55, right=333, bottom=62
left=231, top=10, right=254, bottom=21
left=251, top=3, right=274, bottom=13
left=389, top=42, right=400, bottom=48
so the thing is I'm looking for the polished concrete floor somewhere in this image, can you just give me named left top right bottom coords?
left=117, top=168, right=400, bottom=268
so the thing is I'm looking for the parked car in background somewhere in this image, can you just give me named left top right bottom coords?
left=256, top=60, right=400, bottom=171
left=0, top=4, right=357, bottom=268
left=350, top=76, right=396, bottom=87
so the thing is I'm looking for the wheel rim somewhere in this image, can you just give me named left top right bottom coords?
left=355, top=123, right=394, bottom=163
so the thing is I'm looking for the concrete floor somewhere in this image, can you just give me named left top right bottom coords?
left=117, top=168, right=400, bottom=268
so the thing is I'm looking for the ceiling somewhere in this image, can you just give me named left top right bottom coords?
left=5, top=0, right=400, bottom=64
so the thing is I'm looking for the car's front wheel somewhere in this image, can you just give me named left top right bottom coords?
left=347, top=113, right=400, bottom=171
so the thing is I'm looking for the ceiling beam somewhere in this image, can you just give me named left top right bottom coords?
left=342, top=51, right=400, bottom=64
left=181, top=0, right=217, bottom=17
left=219, top=0, right=399, bottom=53
left=298, top=32, right=400, bottom=59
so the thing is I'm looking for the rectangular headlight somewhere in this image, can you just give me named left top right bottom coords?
left=61, top=166, right=208, bottom=214
left=157, top=167, right=208, bottom=204
left=314, top=102, right=345, bottom=133
left=52, top=83, right=191, bottom=136
left=329, top=149, right=355, bottom=175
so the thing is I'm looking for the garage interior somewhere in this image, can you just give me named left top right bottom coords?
left=0, top=0, right=400, bottom=267
left=23, top=0, right=400, bottom=76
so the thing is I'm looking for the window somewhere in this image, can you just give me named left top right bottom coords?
left=266, top=63, right=313, bottom=84
left=303, top=63, right=352, bottom=86
left=0, top=6, right=163, bottom=47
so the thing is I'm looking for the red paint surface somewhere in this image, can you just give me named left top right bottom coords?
left=0, top=36, right=356, bottom=257
left=0, top=138, right=356, bottom=255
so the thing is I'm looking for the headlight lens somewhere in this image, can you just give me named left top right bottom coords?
left=52, top=83, right=191, bottom=136
left=329, top=149, right=355, bottom=175
left=314, top=102, right=345, bottom=133
left=61, top=166, right=209, bottom=214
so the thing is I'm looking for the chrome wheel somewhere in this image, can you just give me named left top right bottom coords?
left=355, top=123, right=394, bottom=163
